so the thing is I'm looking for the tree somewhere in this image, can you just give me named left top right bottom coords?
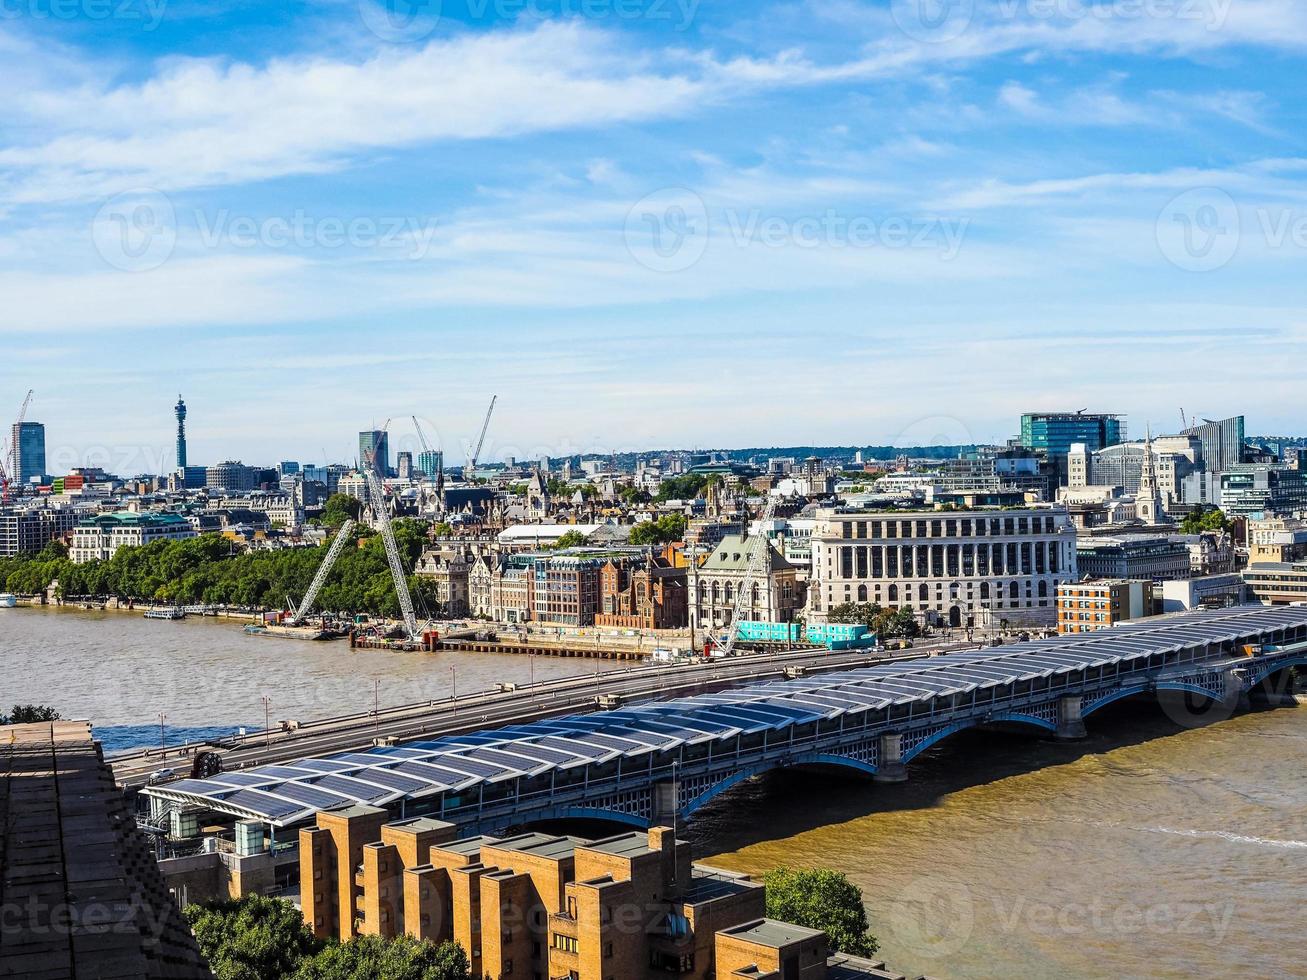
left=321, top=494, right=362, bottom=529
left=550, top=530, right=589, bottom=550
left=184, top=895, right=319, bottom=980
left=762, top=867, right=879, bottom=957
left=1180, top=506, right=1230, bottom=535
left=293, top=935, right=469, bottom=980
left=629, top=513, right=687, bottom=546
left=1, top=704, right=60, bottom=725
left=655, top=474, right=709, bottom=502
left=826, top=602, right=882, bottom=628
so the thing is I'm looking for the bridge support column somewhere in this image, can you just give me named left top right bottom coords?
left=652, top=778, right=680, bottom=827
left=1223, top=668, right=1250, bottom=713
left=873, top=734, right=907, bottom=783
left=1056, top=696, right=1086, bottom=741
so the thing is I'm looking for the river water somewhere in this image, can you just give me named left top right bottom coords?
left=696, top=700, right=1307, bottom=979
left=0, top=607, right=628, bottom=752
left=4, top=608, right=1303, bottom=976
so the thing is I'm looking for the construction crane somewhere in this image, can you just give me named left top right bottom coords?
left=468, top=395, right=497, bottom=475
left=362, top=447, right=424, bottom=643
left=1, top=389, right=34, bottom=505
left=288, top=519, right=357, bottom=625
left=714, top=491, right=781, bottom=658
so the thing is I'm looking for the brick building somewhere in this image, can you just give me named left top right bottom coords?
left=596, top=553, right=689, bottom=629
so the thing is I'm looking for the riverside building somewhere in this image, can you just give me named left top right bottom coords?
left=807, top=506, right=1078, bottom=628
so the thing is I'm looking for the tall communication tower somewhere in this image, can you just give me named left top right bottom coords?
left=175, top=396, right=188, bottom=471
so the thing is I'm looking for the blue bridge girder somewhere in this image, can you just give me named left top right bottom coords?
left=144, top=606, right=1307, bottom=834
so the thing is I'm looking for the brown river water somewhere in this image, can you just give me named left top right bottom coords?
left=3, top=607, right=1304, bottom=977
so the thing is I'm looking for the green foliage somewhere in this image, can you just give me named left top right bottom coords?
left=321, top=494, right=362, bottom=529
left=549, top=530, right=590, bottom=550
left=762, top=866, right=879, bottom=957
left=0, top=704, right=60, bottom=725
left=1180, top=506, right=1230, bottom=535
left=184, top=895, right=319, bottom=980
left=619, top=485, right=651, bottom=505
left=629, top=513, right=688, bottom=546
left=431, top=522, right=454, bottom=538
left=655, top=474, right=710, bottom=502
left=183, top=896, right=469, bottom=980
left=292, top=935, right=469, bottom=980
left=826, top=602, right=917, bottom=639
left=1, top=521, right=430, bottom=618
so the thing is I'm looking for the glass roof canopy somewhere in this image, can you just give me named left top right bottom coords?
left=142, top=606, right=1307, bottom=827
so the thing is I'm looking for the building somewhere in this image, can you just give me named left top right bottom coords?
left=1242, top=562, right=1307, bottom=605
left=1056, top=579, right=1154, bottom=634
left=0, top=721, right=212, bottom=979
left=934, top=447, right=1048, bottom=499
left=415, top=542, right=475, bottom=617
left=807, top=507, right=1078, bottom=628
left=1020, top=412, right=1123, bottom=485
left=1159, top=573, right=1246, bottom=612
left=299, top=809, right=889, bottom=980
left=692, top=534, right=802, bottom=632
left=0, top=506, right=78, bottom=557
left=11, top=420, right=46, bottom=487
left=1181, top=415, right=1245, bottom=476
left=533, top=553, right=604, bottom=625
left=69, top=511, right=197, bottom=563
left=205, top=460, right=257, bottom=492
left=1074, top=533, right=1192, bottom=582
left=359, top=430, right=390, bottom=478
left=1067, top=435, right=1202, bottom=503
left=174, top=395, right=189, bottom=471
left=417, top=449, right=444, bottom=482
left=1246, top=517, right=1307, bottom=565
left=596, top=553, right=689, bottom=629
left=1220, top=464, right=1307, bottom=517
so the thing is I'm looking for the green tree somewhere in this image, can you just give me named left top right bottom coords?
left=762, top=867, right=879, bottom=957
left=655, top=474, right=710, bottom=502
left=826, top=602, right=882, bottom=628
left=183, top=895, right=319, bottom=980
left=629, top=513, right=688, bottom=546
left=293, top=935, right=469, bottom=980
left=550, top=530, right=589, bottom=550
left=1180, top=506, right=1230, bottom=535
left=321, top=494, right=362, bottom=529
left=0, top=704, right=60, bottom=725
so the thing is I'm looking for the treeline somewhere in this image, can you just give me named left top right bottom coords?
left=0, top=521, right=437, bottom=618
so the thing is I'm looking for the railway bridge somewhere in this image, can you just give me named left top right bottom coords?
left=144, top=606, right=1307, bottom=840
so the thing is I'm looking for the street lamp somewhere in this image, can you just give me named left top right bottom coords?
left=449, top=666, right=457, bottom=715
left=373, top=678, right=381, bottom=735
left=261, top=695, right=272, bottom=748
left=528, top=652, right=536, bottom=692
left=157, top=712, right=167, bottom=751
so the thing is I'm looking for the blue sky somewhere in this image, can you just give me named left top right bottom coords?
left=2, top=0, right=1305, bottom=472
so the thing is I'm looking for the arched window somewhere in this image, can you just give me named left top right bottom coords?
left=711, top=582, right=720, bottom=602
left=857, top=584, right=868, bottom=602
left=889, top=584, right=898, bottom=602
left=752, top=583, right=761, bottom=604
left=919, top=583, right=929, bottom=602
left=980, top=582, right=990, bottom=600
left=1009, top=582, right=1019, bottom=599
left=723, top=582, right=733, bottom=603
left=1038, top=580, right=1048, bottom=598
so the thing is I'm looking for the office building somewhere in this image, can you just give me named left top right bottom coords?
left=0, top=506, right=78, bottom=557
left=1219, top=464, right=1307, bottom=517
left=205, top=460, right=257, bottom=492
left=808, top=507, right=1077, bottom=628
left=1020, top=412, right=1123, bottom=485
left=596, top=552, right=689, bottom=629
left=279, top=460, right=300, bottom=476
left=1067, top=435, right=1202, bottom=501
left=11, top=420, right=46, bottom=486
left=1242, top=562, right=1307, bottom=605
left=396, top=451, right=414, bottom=481
left=69, top=511, right=197, bottom=563
left=1181, top=415, right=1245, bottom=475
left=1056, top=579, right=1154, bottom=634
left=1074, top=534, right=1192, bottom=582
left=692, top=534, right=802, bottom=632
left=418, top=449, right=444, bottom=482
left=1246, top=518, right=1307, bottom=565
left=299, top=810, right=889, bottom=980
left=1159, top=574, right=1245, bottom=612
left=359, top=430, right=390, bottom=478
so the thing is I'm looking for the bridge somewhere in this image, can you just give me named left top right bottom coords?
left=142, top=606, right=1307, bottom=841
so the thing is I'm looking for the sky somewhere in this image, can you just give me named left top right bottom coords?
left=1, top=0, right=1306, bottom=472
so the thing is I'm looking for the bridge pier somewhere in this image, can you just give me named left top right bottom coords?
left=1223, top=668, right=1251, bottom=713
left=1056, top=695, right=1086, bottom=741
left=873, top=733, right=908, bottom=783
left=652, top=778, right=680, bottom=826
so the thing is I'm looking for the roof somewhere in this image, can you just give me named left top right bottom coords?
left=720, top=917, right=825, bottom=948
left=702, top=534, right=793, bottom=574
left=143, top=605, right=1307, bottom=827
left=497, top=524, right=602, bottom=542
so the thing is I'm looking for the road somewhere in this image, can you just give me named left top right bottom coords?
left=112, top=639, right=974, bottom=791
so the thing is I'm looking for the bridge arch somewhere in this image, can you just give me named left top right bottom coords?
left=1246, top=655, right=1307, bottom=690
left=547, top=807, right=652, bottom=830
left=1082, top=682, right=1223, bottom=718
left=900, top=712, right=1057, bottom=765
left=680, top=754, right=878, bottom=820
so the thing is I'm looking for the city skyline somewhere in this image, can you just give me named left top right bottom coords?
left=2, top=1, right=1306, bottom=458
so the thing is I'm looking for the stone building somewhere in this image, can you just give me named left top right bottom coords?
left=691, top=534, right=802, bottom=632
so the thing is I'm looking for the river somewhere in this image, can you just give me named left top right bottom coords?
left=696, top=699, right=1307, bottom=979
left=4, top=608, right=1303, bottom=976
left=0, top=607, right=629, bottom=753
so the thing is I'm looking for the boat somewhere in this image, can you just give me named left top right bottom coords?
left=0, top=594, right=17, bottom=608
left=243, top=623, right=332, bottom=641
left=143, top=607, right=185, bottom=620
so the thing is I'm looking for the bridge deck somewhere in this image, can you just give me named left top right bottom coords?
left=144, top=606, right=1307, bottom=828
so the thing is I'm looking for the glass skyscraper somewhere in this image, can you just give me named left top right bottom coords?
left=11, top=422, right=46, bottom=486
left=1020, top=412, right=1123, bottom=486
